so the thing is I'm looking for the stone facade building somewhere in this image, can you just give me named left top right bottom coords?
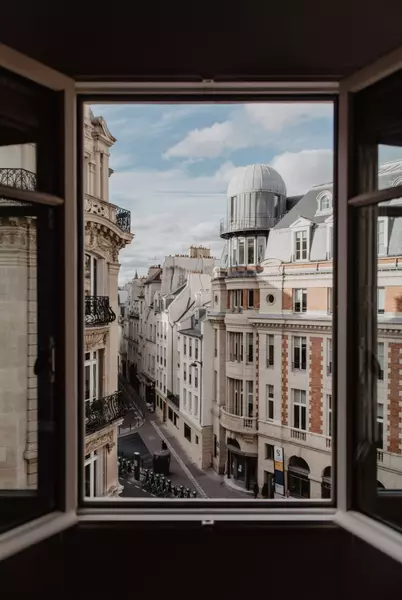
left=209, top=161, right=402, bottom=496
left=0, top=108, right=133, bottom=495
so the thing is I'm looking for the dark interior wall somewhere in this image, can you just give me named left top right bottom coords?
left=2, top=524, right=402, bottom=597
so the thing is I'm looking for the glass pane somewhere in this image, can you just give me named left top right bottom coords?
left=0, top=202, right=38, bottom=490
left=88, top=99, right=333, bottom=502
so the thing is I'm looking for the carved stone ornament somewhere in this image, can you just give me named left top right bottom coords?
left=85, top=328, right=108, bottom=351
left=85, top=428, right=114, bottom=454
left=0, top=217, right=36, bottom=250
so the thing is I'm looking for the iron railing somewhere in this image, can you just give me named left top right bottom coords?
left=0, top=168, right=37, bottom=191
left=85, top=295, right=116, bottom=326
left=85, top=392, right=127, bottom=434
left=167, top=390, right=180, bottom=408
left=220, top=214, right=283, bottom=236
left=115, top=206, right=131, bottom=233
left=85, top=194, right=131, bottom=235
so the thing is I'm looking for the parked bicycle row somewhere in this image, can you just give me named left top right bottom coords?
left=141, top=469, right=198, bottom=498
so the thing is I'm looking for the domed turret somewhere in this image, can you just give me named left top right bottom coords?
left=220, top=163, right=287, bottom=269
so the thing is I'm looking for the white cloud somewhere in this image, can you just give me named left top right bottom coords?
left=271, top=149, right=333, bottom=196
left=244, top=103, right=332, bottom=133
left=163, top=102, right=332, bottom=160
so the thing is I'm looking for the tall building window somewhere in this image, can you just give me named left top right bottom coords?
left=183, top=364, right=186, bottom=382
left=327, top=287, right=333, bottom=314
left=228, top=332, right=243, bottom=362
left=183, top=388, right=187, bottom=408
left=295, top=230, right=308, bottom=260
left=184, top=337, right=187, bottom=355
left=327, top=338, right=332, bottom=375
left=163, top=374, right=166, bottom=394
left=293, top=389, right=307, bottom=431
left=293, top=336, right=307, bottom=370
left=188, top=392, right=192, bottom=413
left=378, top=287, right=385, bottom=314
left=238, top=239, right=245, bottom=264
left=84, top=253, right=98, bottom=296
left=327, top=394, right=332, bottom=437
left=195, top=339, right=199, bottom=360
left=246, top=332, right=253, bottom=363
left=189, top=339, right=192, bottom=358
left=266, top=385, right=274, bottom=421
left=214, top=370, right=218, bottom=399
left=194, top=395, right=198, bottom=417
left=214, top=329, right=218, bottom=357
left=248, top=289, right=254, bottom=308
left=377, top=403, right=384, bottom=450
left=257, top=237, right=265, bottom=263
left=189, top=368, right=192, bottom=385
left=266, top=334, right=274, bottom=367
left=195, top=369, right=198, bottom=389
left=184, top=423, right=192, bottom=442
left=377, top=219, right=386, bottom=255
left=247, top=381, right=254, bottom=417
left=163, top=347, right=166, bottom=367
left=85, top=351, right=99, bottom=402
left=247, top=238, right=255, bottom=264
left=293, top=288, right=307, bottom=313
left=378, top=342, right=384, bottom=380
left=85, top=451, right=98, bottom=498
left=214, top=435, right=218, bottom=458
left=231, top=379, right=243, bottom=415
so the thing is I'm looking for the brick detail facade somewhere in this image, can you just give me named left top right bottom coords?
left=281, top=335, right=288, bottom=425
left=309, top=337, right=323, bottom=434
left=282, top=288, right=293, bottom=311
left=387, top=343, right=402, bottom=453
left=385, top=287, right=402, bottom=313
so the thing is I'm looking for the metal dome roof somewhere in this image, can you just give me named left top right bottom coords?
left=227, top=163, right=286, bottom=198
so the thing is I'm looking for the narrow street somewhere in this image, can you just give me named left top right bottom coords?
left=118, top=377, right=249, bottom=499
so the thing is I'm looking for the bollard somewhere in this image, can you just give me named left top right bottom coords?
left=133, top=452, right=141, bottom=480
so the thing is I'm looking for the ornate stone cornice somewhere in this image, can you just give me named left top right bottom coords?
left=85, top=428, right=114, bottom=454
left=85, top=327, right=109, bottom=351
left=251, top=320, right=332, bottom=333
left=0, top=216, right=36, bottom=251
left=85, top=221, right=127, bottom=263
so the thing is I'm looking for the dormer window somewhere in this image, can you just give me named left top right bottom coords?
left=295, top=230, right=308, bottom=260
left=316, top=190, right=333, bottom=215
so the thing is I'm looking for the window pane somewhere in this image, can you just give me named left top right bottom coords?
left=105, top=99, right=333, bottom=502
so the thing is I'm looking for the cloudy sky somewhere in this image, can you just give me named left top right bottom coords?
left=93, top=101, right=337, bottom=283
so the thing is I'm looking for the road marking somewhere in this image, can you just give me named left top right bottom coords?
left=150, top=421, right=208, bottom=499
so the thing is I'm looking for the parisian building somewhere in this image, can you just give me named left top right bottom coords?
left=0, top=108, right=133, bottom=494
left=209, top=161, right=402, bottom=496
left=83, top=106, right=133, bottom=497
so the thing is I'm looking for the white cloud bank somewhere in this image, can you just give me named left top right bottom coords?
left=112, top=147, right=333, bottom=283
left=163, top=103, right=332, bottom=160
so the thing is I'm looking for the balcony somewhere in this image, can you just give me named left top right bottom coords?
left=167, top=390, right=180, bottom=409
left=220, top=215, right=282, bottom=238
left=259, top=420, right=331, bottom=451
left=85, top=295, right=116, bottom=326
left=220, top=407, right=258, bottom=435
left=85, top=392, right=127, bottom=435
left=0, top=167, right=36, bottom=191
left=85, top=193, right=131, bottom=235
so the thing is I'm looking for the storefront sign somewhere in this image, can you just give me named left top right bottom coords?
left=274, top=446, right=285, bottom=496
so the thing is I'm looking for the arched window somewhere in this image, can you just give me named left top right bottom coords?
left=288, top=456, right=310, bottom=498
left=321, top=466, right=331, bottom=498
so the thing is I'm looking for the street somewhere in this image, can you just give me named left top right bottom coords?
left=118, top=378, right=249, bottom=499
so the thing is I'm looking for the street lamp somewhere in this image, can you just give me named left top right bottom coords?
left=190, top=360, right=203, bottom=425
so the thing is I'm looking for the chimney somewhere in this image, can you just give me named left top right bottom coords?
left=189, top=245, right=211, bottom=259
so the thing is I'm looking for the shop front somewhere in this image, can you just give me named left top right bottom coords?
left=226, top=438, right=257, bottom=491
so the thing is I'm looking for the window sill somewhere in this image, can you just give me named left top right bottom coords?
left=0, top=511, right=78, bottom=562
left=335, top=510, right=402, bottom=566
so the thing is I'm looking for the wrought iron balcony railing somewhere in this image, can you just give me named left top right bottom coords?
left=85, top=392, right=127, bottom=434
left=220, top=214, right=284, bottom=237
left=85, top=193, right=131, bottom=234
left=85, top=295, right=116, bottom=326
left=0, top=168, right=37, bottom=191
left=167, top=390, right=180, bottom=408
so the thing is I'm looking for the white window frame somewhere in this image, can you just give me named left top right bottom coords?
left=327, top=287, right=333, bottom=314
left=293, top=288, right=307, bottom=313
left=378, top=287, right=385, bottom=314
left=85, top=350, right=99, bottom=402
left=266, top=384, right=274, bottom=421
left=292, top=336, right=307, bottom=371
left=377, top=218, right=388, bottom=256
left=266, top=334, right=274, bottom=367
left=327, top=338, right=332, bottom=376
left=84, top=451, right=99, bottom=498
left=292, top=389, right=307, bottom=431
left=316, top=190, right=333, bottom=214
left=327, top=394, right=332, bottom=437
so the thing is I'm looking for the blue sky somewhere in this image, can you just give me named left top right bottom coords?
left=93, top=102, right=337, bottom=283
